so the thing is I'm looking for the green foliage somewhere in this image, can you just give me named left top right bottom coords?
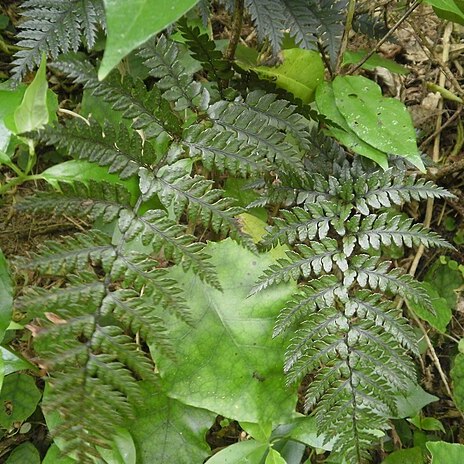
left=254, top=153, right=451, bottom=462
left=12, top=0, right=105, bottom=80
left=0, top=249, right=12, bottom=343
left=5, top=442, right=41, bottom=464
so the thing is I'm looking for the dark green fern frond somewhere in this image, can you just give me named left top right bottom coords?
left=138, top=167, right=255, bottom=250
left=178, top=124, right=270, bottom=177
left=177, top=17, right=233, bottom=82
left=139, top=35, right=210, bottom=111
left=12, top=0, right=105, bottom=80
left=32, top=119, right=154, bottom=179
left=51, top=55, right=181, bottom=138
left=14, top=229, right=115, bottom=275
left=17, top=180, right=131, bottom=221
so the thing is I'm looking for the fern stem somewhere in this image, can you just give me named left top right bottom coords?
left=224, top=0, right=244, bottom=63
left=335, top=0, right=356, bottom=74
left=347, top=0, right=422, bottom=75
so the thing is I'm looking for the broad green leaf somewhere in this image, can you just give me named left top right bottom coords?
left=273, top=439, right=305, bottom=464
left=253, top=49, right=324, bottom=103
left=0, top=346, right=36, bottom=375
left=224, top=178, right=267, bottom=222
left=331, top=75, right=424, bottom=172
left=241, top=421, right=273, bottom=443
left=426, top=441, right=464, bottom=463
left=408, top=415, right=445, bottom=432
left=315, top=81, right=389, bottom=169
left=5, top=442, right=40, bottom=464
left=450, top=352, right=464, bottom=411
left=154, top=239, right=299, bottom=425
left=394, top=383, right=438, bottom=419
left=207, top=440, right=269, bottom=464
left=342, top=50, right=409, bottom=75
left=42, top=444, right=76, bottom=464
left=0, top=248, right=12, bottom=342
left=381, top=447, right=423, bottom=464
left=14, top=55, right=55, bottom=134
left=424, top=257, right=463, bottom=307
left=424, top=0, right=464, bottom=24
left=128, top=381, right=215, bottom=464
left=97, top=428, right=136, bottom=464
left=281, top=416, right=334, bottom=451
left=0, top=373, right=41, bottom=428
left=408, top=282, right=452, bottom=333
left=265, top=448, right=286, bottom=464
left=99, top=0, right=200, bottom=80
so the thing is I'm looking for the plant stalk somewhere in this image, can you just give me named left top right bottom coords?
left=224, top=0, right=244, bottom=62
left=335, top=0, right=356, bottom=74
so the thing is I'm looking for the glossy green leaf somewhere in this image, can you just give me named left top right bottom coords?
left=394, top=383, right=438, bottom=419
left=128, top=381, right=215, bottom=464
left=408, top=415, right=445, bottom=432
left=282, top=416, right=334, bottom=451
left=97, top=428, right=136, bottom=464
left=451, top=352, right=464, bottom=411
left=342, top=50, right=409, bottom=75
left=408, top=282, right=452, bottom=333
left=273, top=439, right=305, bottom=464
left=315, top=81, right=389, bottom=169
left=42, top=444, right=76, bottom=464
left=5, top=442, right=40, bottom=464
left=265, top=448, right=286, bottom=464
left=154, top=239, right=299, bottom=426
left=253, top=49, right=324, bottom=103
left=381, top=447, right=423, bottom=464
left=241, top=422, right=273, bottom=443
left=99, top=0, right=200, bottom=79
left=0, top=248, right=12, bottom=342
left=427, top=441, right=464, bottom=463
left=0, top=373, right=42, bottom=428
left=14, top=55, right=55, bottom=134
left=332, top=75, right=424, bottom=172
left=424, top=0, right=464, bottom=24
left=0, top=346, right=36, bottom=376
left=207, top=440, right=269, bottom=464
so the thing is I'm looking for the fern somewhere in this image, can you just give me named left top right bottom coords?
left=14, top=33, right=313, bottom=460
left=244, top=0, right=347, bottom=65
left=12, top=0, right=105, bottom=80
left=255, top=140, right=453, bottom=462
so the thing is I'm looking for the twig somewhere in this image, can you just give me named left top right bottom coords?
left=347, top=0, right=422, bottom=75
left=336, top=0, right=357, bottom=73
left=420, top=107, right=462, bottom=150
left=224, top=0, right=244, bottom=62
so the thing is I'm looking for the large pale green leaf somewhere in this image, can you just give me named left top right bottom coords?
left=426, top=441, right=464, bottom=463
left=342, top=50, right=409, bottom=75
left=265, top=448, right=286, bottom=464
left=315, top=81, right=389, bottom=170
left=129, top=381, right=215, bottom=463
left=5, top=442, right=40, bottom=464
left=154, top=239, right=298, bottom=426
left=42, top=445, right=76, bottom=464
left=332, top=75, right=424, bottom=172
left=394, top=383, right=438, bottom=419
left=0, top=373, right=41, bottom=428
left=0, top=346, right=36, bottom=376
left=14, top=55, right=56, bottom=134
left=207, top=440, right=269, bottom=464
left=253, top=48, right=324, bottom=104
left=99, top=0, right=200, bottom=80
left=0, top=248, right=12, bottom=342
left=97, top=428, right=136, bottom=464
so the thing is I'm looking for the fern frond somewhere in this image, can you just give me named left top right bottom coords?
left=351, top=213, right=453, bottom=250
left=17, top=180, right=131, bottom=221
left=138, top=167, right=255, bottom=250
left=32, top=119, right=153, bottom=179
left=14, top=230, right=114, bottom=275
left=177, top=18, right=232, bottom=82
left=353, top=171, right=455, bottom=215
left=208, top=99, right=304, bottom=172
left=119, top=209, right=220, bottom=289
left=12, top=0, right=105, bottom=80
left=179, top=124, right=270, bottom=177
left=252, top=239, right=342, bottom=294
left=51, top=55, right=181, bottom=138
left=139, top=35, right=210, bottom=111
